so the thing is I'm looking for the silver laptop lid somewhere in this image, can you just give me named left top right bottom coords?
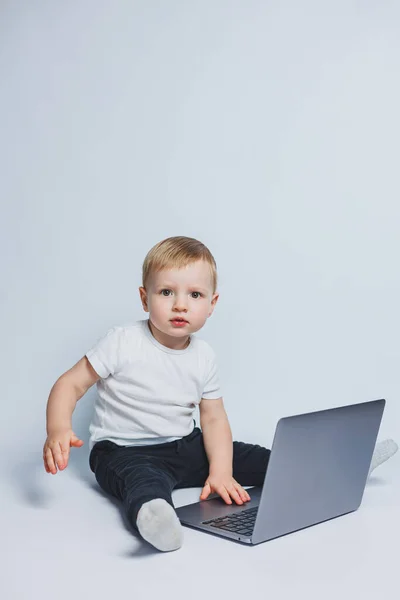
left=252, top=399, right=385, bottom=544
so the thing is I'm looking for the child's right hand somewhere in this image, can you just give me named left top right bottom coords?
left=43, top=428, right=84, bottom=474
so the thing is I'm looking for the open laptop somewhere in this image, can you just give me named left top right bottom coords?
left=175, top=399, right=386, bottom=545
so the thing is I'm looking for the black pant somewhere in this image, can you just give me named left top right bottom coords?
left=89, top=426, right=270, bottom=532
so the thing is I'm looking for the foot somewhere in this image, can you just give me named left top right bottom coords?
left=368, top=439, right=398, bottom=477
left=136, top=498, right=184, bottom=552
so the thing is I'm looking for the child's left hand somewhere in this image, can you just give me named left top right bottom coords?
left=200, top=473, right=251, bottom=505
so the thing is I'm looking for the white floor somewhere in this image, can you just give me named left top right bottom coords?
left=3, top=447, right=399, bottom=600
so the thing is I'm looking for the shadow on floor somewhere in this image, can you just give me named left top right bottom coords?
left=8, top=442, right=163, bottom=556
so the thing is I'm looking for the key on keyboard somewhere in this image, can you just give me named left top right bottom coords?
left=202, top=506, right=258, bottom=536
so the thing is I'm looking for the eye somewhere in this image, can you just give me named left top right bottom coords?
left=160, top=289, right=203, bottom=298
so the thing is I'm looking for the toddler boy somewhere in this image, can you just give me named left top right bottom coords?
left=43, top=236, right=398, bottom=552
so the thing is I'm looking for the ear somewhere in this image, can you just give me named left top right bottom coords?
left=139, top=287, right=149, bottom=312
left=208, top=292, right=219, bottom=317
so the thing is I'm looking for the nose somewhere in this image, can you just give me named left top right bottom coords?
left=172, top=294, right=188, bottom=312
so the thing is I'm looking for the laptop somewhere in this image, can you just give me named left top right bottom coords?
left=175, top=399, right=385, bottom=545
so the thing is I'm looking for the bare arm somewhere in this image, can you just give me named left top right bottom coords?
left=200, top=397, right=233, bottom=474
left=46, top=356, right=100, bottom=433
left=43, top=356, right=100, bottom=474
left=199, top=397, right=250, bottom=505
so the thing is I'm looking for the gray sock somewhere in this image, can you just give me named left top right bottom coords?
left=368, top=439, right=398, bottom=477
left=136, top=498, right=184, bottom=552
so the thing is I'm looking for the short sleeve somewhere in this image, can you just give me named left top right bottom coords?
left=85, top=326, right=125, bottom=378
left=202, top=347, right=222, bottom=400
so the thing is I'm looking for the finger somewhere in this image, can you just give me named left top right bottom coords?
left=228, top=486, right=243, bottom=505
left=42, top=449, right=49, bottom=472
left=51, top=450, right=59, bottom=474
left=71, top=437, right=84, bottom=447
left=60, top=443, right=70, bottom=469
left=42, top=445, right=48, bottom=472
left=45, top=448, right=54, bottom=473
left=43, top=452, right=52, bottom=473
left=200, top=482, right=210, bottom=500
left=217, top=486, right=232, bottom=505
left=45, top=448, right=57, bottom=474
left=54, top=442, right=65, bottom=470
left=236, top=485, right=250, bottom=503
left=231, top=478, right=251, bottom=501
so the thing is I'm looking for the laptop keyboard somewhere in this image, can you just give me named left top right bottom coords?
left=202, top=506, right=258, bottom=537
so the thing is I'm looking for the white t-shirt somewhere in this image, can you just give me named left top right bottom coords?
left=86, top=319, right=222, bottom=451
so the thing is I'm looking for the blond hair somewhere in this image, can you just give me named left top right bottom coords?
left=142, top=236, right=218, bottom=294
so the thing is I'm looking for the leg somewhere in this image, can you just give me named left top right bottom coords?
left=368, top=439, right=398, bottom=477
left=89, top=440, right=181, bottom=547
left=233, top=438, right=398, bottom=484
left=175, top=429, right=271, bottom=488
left=232, top=440, right=271, bottom=486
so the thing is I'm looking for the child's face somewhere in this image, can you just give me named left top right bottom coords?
left=139, top=260, right=219, bottom=341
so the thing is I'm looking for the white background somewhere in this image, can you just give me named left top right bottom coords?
left=1, top=1, right=399, bottom=599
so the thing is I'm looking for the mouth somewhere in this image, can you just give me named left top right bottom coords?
left=170, top=318, right=188, bottom=323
